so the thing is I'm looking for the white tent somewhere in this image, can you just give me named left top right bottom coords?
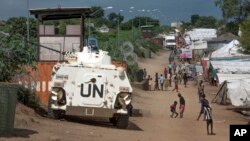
left=188, top=40, right=208, bottom=50
left=211, top=61, right=250, bottom=75
left=217, top=73, right=250, bottom=84
left=211, top=40, right=247, bottom=58
left=186, top=28, right=217, bottom=41
left=227, top=79, right=250, bottom=106
left=213, top=79, right=250, bottom=106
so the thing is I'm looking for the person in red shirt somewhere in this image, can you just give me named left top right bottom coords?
left=170, top=101, right=179, bottom=118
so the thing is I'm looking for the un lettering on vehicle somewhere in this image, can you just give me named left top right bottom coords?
left=80, top=84, right=104, bottom=98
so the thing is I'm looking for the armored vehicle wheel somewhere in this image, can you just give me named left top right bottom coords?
left=109, top=117, right=117, bottom=126
left=116, top=114, right=129, bottom=129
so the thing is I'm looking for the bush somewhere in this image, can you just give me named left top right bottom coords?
left=17, top=86, right=40, bottom=108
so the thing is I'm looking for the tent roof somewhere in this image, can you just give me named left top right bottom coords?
left=186, top=28, right=217, bottom=41
left=217, top=73, right=250, bottom=84
left=188, top=40, right=207, bottom=50
left=211, top=60, right=250, bottom=74
left=208, top=32, right=239, bottom=43
left=211, top=40, right=249, bottom=58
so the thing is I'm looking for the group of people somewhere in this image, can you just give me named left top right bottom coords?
left=169, top=76, right=215, bottom=135
left=167, top=50, right=215, bottom=135
left=145, top=49, right=215, bottom=135
left=147, top=62, right=190, bottom=92
left=196, top=80, right=215, bottom=135
left=170, top=93, right=185, bottom=118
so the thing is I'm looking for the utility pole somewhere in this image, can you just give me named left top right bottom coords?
left=88, top=6, right=113, bottom=45
left=27, top=0, right=30, bottom=41
left=117, top=12, right=120, bottom=47
left=88, top=18, right=91, bottom=37
left=132, top=19, right=134, bottom=39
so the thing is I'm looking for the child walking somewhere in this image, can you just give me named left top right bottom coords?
left=170, top=101, right=179, bottom=118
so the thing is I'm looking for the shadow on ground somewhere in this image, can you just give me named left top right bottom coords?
left=0, top=128, right=38, bottom=138
left=64, top=116, right=143, bottom=131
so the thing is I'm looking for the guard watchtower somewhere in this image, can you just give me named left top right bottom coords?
left=30, top=7, right=92, bottom=61
left=141, top=25, right=154, bottom=39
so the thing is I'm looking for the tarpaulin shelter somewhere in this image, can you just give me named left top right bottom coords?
left=186, top=28, right=217, bottom=41
left=211, top=61, right=250, bottom=75
left=213, top=79, right=250, bottom=106
left=211, top=40, right=250, bottom=60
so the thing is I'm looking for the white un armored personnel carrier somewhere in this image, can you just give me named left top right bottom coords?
left=48, top=47, right=133, bottom=129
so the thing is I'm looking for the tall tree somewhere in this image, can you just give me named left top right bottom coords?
left=107, top=12, right=124, bottom=28
left=5, top=17, right=37, bottom=39
left=91, top=6, right=104, bottom=18
left=215, top=0, right=250, bottom=22
left=239, top=18, right=250, bottom=54
left=191, top=14, right=200, bottom=25
left=0, top=34, right=36, bottom=81
left=108, top=12, right=124, bottom=23
left=195, top=16, right=218, bottom=28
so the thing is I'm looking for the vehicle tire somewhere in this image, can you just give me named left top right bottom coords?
left=48, top=93, right=61, bottom=119
left=109, top=117, right=117, bottom=126
left=116, top=114, right=129, bottom=129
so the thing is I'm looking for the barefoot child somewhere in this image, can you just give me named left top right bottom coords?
left=170, top=101, right=179, bottom=118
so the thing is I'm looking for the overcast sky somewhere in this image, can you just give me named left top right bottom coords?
left=0, top=0, right=222, bottom=25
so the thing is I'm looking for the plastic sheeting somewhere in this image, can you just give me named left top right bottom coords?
left=217, top=73, right=250, bottom=84
left=211, top=61, right=250, bottom=74
left=227, top=79, right=250, bottom=106
left=211, top=40, right=247, bottom=58
left=188, top=40, right=208, bottom=50
left=186, top=28, right=217, bottom=41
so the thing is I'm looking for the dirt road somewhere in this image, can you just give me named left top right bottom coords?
left=0, top=49, right=248, bottom=141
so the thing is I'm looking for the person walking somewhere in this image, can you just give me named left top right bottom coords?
left=148, top=75, right=153, bottom=91
left=164, top=76, right=169, bottom=91
left=154, top=73, right=160, bottom=91
left=143, top=68, right=147, bottom=80
left=197, top=94, right=209, bottom=121
left=198, top=80, right=205, bottom=102
left=164, top=67, right=168, bottom=78
left=170, top=101, right=179, bottom=118
left=172, top=75, right=179, bottom=92
left=159, top=74, right=164, bottom=91
left=178, top=70, right=183, bottom=84
left=168, top=73, right=172, bottom=87
left=173, top=62, right=176, bottom=75
left=204, top=105, right=215, bottom=135
left=178, top=93, right=185, bottom=118
left=168, top=63, right=172, bottom=76
left=183, top=72, right=188, bottom=88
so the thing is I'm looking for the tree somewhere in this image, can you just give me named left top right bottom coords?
left=191, top=14, right=200, bottom=25
left=108, top=12, right=118, bottom=21
left=107, top=12, right=124, bottom=28
left=5, top=17, right=37, bottom=39
left=239, top=18, right=250, bottom=54
left=215, top=0, right=250, bottom=22
left=91, top=6, right=104, bottom=18
left=120, top=22, right=132, bottom=30
left=195, top=16, right=218, bottom=28
left=108, top=12, right=124, bottom=23
left=0, top=34, right=36, bottom=82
